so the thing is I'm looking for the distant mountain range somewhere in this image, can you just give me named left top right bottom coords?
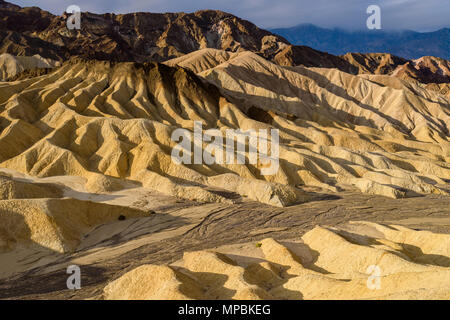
left=0, top=0, right=356, bottom=73
left=270, top=24, right=450, bottom=60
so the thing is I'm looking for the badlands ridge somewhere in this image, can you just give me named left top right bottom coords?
left=0, top=49, right=449, bottom=205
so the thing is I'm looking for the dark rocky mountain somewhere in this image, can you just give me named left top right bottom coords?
left=0, top=0, right=355, bottom=73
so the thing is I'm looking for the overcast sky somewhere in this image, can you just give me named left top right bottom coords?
left=12, top=0, right=450, bottom=31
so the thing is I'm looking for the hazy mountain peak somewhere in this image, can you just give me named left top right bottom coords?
left=270, top=24, right=450, bottom=60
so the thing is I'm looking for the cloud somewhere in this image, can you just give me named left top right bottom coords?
left=10, top=0, right=450, bottom=31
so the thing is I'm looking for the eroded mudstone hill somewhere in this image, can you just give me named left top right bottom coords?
left=0, top=58, right=309, bottom=207
left=0, top=55, right=449, bottom=207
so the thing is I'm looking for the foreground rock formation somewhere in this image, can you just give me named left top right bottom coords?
left=0, top=179, right=449, bottom=299
left=103, top=221, right=450, bottom=300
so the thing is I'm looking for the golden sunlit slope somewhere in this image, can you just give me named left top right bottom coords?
left=0, top=59, right=309, bottom=207
left=103, top=221, right=450, bottom=300
left=0, top=54, right=449, bottom=207
left=164, top=49, right=239, bottom=74
left=169, top=49, right=450, bottom=140
left=167, top=49, right=450, bottom=197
